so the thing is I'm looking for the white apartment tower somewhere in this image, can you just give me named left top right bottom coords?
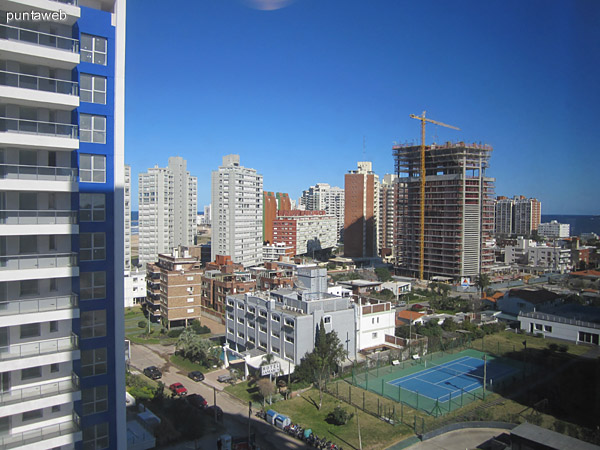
left=0, top=0, right=127, bottom=448
left=212, top=155, right=263, bottom=267
left=138, top=157, right=197, bottom=267
left=300, top=183, right=345, bottom=241
left=379, top=174, right=397, bottom=259
left=124, top=164, right=131, bottom=270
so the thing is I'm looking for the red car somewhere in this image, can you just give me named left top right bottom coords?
left=169, top=382, right=188, bottom=396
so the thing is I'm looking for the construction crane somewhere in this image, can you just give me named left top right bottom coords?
left=409, top=111, right=460, bottom=280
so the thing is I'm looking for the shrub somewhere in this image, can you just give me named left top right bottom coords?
left=137, top=320, right=147, bottom=329
left=553, top=420, right=567, bottom=433
left=558, top=344, right=568, bottom=352
left=547, top=343, right=559, bottom=352
left=190, top=320, right=211, bottom=335
left=167, top=328, right=184, bottom=338
left=326, top=405, right=354, bottom=425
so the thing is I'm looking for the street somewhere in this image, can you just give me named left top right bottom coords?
left=129, top=342, right=310, bottom=449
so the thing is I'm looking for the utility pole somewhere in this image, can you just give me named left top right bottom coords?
left=356, top=407, right=362, bottom=450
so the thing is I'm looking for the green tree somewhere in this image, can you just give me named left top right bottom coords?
left=375, top=267, right=392, bottom=282
left=175, top=328, right=212, bottom=364
left=476, top=273, right=491, bottom=297
left=256, top=378, right=275, bottom=406
left=307, top=319, right=347, bottom=410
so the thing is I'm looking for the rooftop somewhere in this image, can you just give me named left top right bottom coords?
left=506, top=288, right=561, bottom=304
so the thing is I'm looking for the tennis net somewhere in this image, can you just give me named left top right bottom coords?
left=424, top=360, right=484, bottom=381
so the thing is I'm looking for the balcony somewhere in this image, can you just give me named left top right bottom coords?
left=0, top=419, right=80, bottom=449
left=0, top=209, right=77, bottom=225
left=0, top=252, right=77, bottom=271
left=0, top=334, right=78, bottom=361
left=0, top=162, right=77, bottom=182
left=0, top=375, right=79, bottom=407
left=0, top=24, right=79, bottom=53
left=0, top=116, right=78, bottom=150
left=0, top=294, right=77, bottom=317
left=0, top=69, right=79, bottom=109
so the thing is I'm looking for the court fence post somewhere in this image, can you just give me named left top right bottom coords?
left=448, top=392, right=452, bottom=413
left=461, top=387, right=464, bottom=407
left=393, top=404, right=396, bottom=425
left=401, top=401, right=404, bottom=423
left=416, top=391, right=419, bottom=410
left=381, top=379, right=385, bottom=397
left=377, top=398, right=380, bottom=416
left=398, top=384, right=401, bottom=403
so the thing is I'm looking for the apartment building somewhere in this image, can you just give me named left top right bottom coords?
left=538, top=220, right=570, bottom=238
left=145, top=247, right=204, bottom=329
left=262, top=242, right=294, bottom=262
left=211, top=155, right=263, bottom=267
left=225, top=267, right=357, bottom=364
left=138, top=156, right=197, bottom=267
left=494, top=196, right=513, bottom=235
left=200, top=255, right=256, bottom=323
left=0, top=1, right=126, bottom=448
left=250, top=262, right=294, bottom=291
left=514, top=196, right=541, bottom=236
left=344, top=162, right=379, bottom=258
left=393, top=142, right=495, bottom=279
left=263, top=191, right=291, bottom=244
left=300, top=183, right=345, bottom=241
left=379, top=174, right=396, bottom=260
left=272, top=210, right=337, bottom=256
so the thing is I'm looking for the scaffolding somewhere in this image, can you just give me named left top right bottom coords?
left=393, top=142, right=495, bottom=279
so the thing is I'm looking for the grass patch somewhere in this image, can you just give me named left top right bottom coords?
left=170, top=354, right=215, bottom=374
left=124, top=306, right=178, bottom=345
left=472, top=330, right=589, bottom=357
left=225, top=380, right=263, bottom=405
left=272, top=389, right=414, bottom=450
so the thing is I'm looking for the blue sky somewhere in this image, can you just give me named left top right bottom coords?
left=125, top=0, right=600, bottom=214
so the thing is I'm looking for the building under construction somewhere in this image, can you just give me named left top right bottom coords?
left=393, top=142, right=495, bottom=280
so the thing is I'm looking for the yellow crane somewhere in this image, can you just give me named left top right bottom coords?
left=409, top=111, right=460, bottom=280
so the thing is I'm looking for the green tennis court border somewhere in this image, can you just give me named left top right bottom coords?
left=348, top=349, right=525, bottom=417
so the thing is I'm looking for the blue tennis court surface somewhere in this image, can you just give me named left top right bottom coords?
left=388, top=355, right=517, bottom=403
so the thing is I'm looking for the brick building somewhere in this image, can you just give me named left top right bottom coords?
left=344, top=162, right=379, bottom=258
left=263, top=191, right=292, bottom=244
left=272, top=210, right=337, bottom=256
left=250, top=262, right=295, bottom=290
left=145, top=247, right=204, bottom=328
left=201, top=255, right=256, bottom=322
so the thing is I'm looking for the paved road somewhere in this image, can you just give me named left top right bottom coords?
left=130, top=342, right=310, bottom=449
left=406, top=428, right=508, bottom=450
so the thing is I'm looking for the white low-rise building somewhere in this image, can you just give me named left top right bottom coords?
left=375, top=281, right=412, bottom=297
left=519, top=311, right=599, bottom=345
left=355, top=298, right=396, bottom=351
left=528, top=246, right=571, bottom=273
left=125, top=268, right=147, bottom=308
left=538, top=220, right=570, bottom=238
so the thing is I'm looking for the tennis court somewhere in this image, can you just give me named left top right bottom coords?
left=388, top=355, right=517, bottom=403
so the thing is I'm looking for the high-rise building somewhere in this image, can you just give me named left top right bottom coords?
left=393, top=143, right=495, bottom=279
left=272, top=210, right=337, bottom=256
left=0, top=1, right=126, bottom=448
left=514, top=196, right=541, bottom=236
left=263, top=191, right=291, bottom=244
left=125, top=164, right=131, bottom=270
left=494, top=196, right=514, bottom=235
left=344, top=162, right=379, bottom=258
left=138, top=156, right=197, bottom=267
left=379, top=174, right=397, bottom=260
left=300, top=183, right=344, bottom=241
left=211, top=155, right=263, bottom=267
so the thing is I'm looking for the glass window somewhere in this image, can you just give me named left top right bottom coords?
left=80, top=232, right=106, bottom=261
left=79, top=154, right=106, bottom=182
left=81, top=348, right=107, bottom=377
left=80, top=114, right=106, bottom=144
left=82, top=385, right=108, bottom=416
left=80, top=271, right=106, bottom=300
left=19, top=235, right=37, bottom=254
left=80, top=193, right=106, bottom=222
left=20, top=323, right=40, bottom=339
left=49, top=321, right=58, bottom=333
left=82, top=422, right=109, bottom=450
left=81, top=34, right=107, bottom=66
left=20, top=280, right=39, bottom=296
left=81, top=310, right=106, bottom=339
left=21, top=366, right=42, bottom=380
left=80, top=74, right=107, bottom=104
left=22, top=409, right=43, bottom=422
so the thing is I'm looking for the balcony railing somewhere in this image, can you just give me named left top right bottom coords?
left=0, top=209, right=77, bottom=225
left=0, top=333, right=78, bottom=361
left=0, top=24, right=79, bottom=53
left=0, top=376, right=78, bottom=406
left=0, top=163, right=77, bottom=181
left=0, top=69, right=78, bottom=95
left=0, top=419, right=80, bottom=449
left=0, top=252, right=77, bottom=271
left=0, top=116, right=78, bottom=139
left=0, top=294, right=78, bottom=316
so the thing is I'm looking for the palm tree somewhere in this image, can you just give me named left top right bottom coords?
left=476, top=273, right=491, bottom=297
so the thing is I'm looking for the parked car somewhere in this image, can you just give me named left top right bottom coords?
left=217, top=374, right=233, bottom=383
left=188, top=370, right=205, bottom=382
left=187, top=393, right=208, bottom=409
left=169, top=382, right=188, bottom=396
left=143, top=366, right=162, bottom=380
